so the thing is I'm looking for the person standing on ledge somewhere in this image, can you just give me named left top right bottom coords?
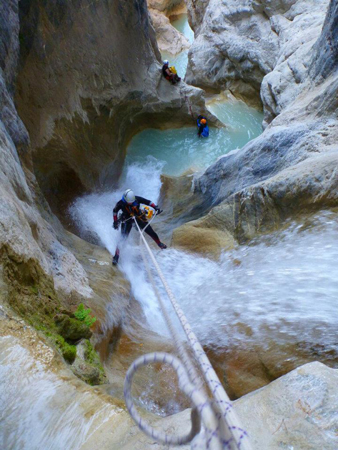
left=112, top=189, right=167, bottom=265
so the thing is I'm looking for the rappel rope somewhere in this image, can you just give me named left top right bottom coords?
left=184, top=93, right=195, bottom=120
left=123, top=214, right=252, bottom=450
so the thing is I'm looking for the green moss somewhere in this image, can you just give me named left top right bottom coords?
left=29, top=285, right=39, bottom=295
left=54, top=314, right=92, bottom=342
left=83, top=339, right=105, bottom=374
left=54, top=335, right=77, bottom=363
left=0, top=248, right=102, bottom=383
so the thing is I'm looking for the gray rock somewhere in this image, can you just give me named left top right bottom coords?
left=175, top=0, right=338, bottom=253
left=81, top=361, right=338, bottom=449
left=185, top=0, right=330, bottom=121
left=235, top=362, right=338, bottom=449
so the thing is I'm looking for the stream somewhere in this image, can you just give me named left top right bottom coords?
left=2, top=11, right=338, bottom=450
left=161, top=13, right=194, bottom=78
left=70, top=13, right=338, bottom=372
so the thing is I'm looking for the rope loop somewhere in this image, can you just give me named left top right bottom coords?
left=122, top=215, right=252, bottom=449
left=124, top=352, right=204, bottom=445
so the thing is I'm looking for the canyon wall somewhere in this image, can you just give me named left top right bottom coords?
left=186, top=0, right=329, bottom=114
left=0, top=0, right=213, bottom=382
left=173, top=0, right=338, bottom=256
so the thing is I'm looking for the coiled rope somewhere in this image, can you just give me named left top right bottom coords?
left=123, top=215, right=252, bottom=449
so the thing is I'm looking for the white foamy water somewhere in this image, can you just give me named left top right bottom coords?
left=155, top=213, right=338, bottom=351
left=70, top=158, right=167, bottom=332
left=0, top=336, right=117, bottom=450
left=71, top=150, right=338, bottom=355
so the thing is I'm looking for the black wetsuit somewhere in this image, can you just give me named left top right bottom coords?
left=113, top=196, right=160, bottom=244
left=162, top=64, right=170, bottom=78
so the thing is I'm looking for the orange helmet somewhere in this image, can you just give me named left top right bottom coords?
left=201, top=118, right=207, bottom=125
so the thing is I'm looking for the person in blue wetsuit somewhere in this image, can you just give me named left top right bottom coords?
left=197, top=115, right=209, bottom=138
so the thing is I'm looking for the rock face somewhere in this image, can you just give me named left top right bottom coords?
left=173, top=0, right=338, bottom=254
left=0, top=0, right=215, bottom=369
left=15, top=0, right=212, bottom=216
left=186, top=0, right=329, bottom=113
left=149, top=8, right=191, bottom=55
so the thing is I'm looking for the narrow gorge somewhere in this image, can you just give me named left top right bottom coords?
left=1, top=0, right=338, bottom=449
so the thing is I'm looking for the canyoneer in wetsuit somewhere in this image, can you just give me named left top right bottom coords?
left=112, top=189, right=167, bottom=265
left=197, top=115, right=209, bottom=138
left=162, top=60, right=181, bottom=85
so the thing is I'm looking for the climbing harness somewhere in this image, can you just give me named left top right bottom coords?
left=123, top=214, right=252, bottom=449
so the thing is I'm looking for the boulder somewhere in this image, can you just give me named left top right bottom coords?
left=72, top=338, right=107, bottom=385
left=235, top=362, right=338, bottom=449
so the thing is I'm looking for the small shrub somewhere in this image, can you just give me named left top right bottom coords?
left=74, top=303, right=97, bottom=328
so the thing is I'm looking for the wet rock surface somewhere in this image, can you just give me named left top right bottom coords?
left=82, top=360, right=338, bottom=449
left=174, top=0, right=338, bottom=255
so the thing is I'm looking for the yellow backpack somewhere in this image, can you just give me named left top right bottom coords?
left=140, top=204, right=155, bottom=220
left=170, top=66, right=177, bottom=75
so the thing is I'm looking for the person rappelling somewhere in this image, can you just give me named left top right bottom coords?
left=162, top=60, right=181, bottom=85
left=112, top=189, right=167, bottom=265
left=197, top=115, right=209, bottom=138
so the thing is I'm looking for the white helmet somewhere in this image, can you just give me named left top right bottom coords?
left=163, top=60, right=169, bottom=65
left=123, top=189, right=136, bottom=204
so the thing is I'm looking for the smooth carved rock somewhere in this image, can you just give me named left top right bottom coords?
left=174, top=0, right=338, bottom=256
left=15, top=0, right=214, bottom=217
left=235, top=362, right=338, bottom=450
left=186, top=0, right=329, bottom=120
left=149, top=8, right=190, bottom=55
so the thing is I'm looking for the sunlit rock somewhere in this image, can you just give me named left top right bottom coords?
left=186, top=0, right=329, bottom=114
left=149, top=7, right=190, bottom=55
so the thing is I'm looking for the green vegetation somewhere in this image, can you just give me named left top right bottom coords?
left=74, top=303, right=97, bottom=328
left=83, top=339, right=105, bottom=374
left=1, top=248, right=105, bottom=384
left=53, top=335, right=77, bottom=363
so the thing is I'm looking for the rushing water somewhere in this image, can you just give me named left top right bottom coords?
left=0, top=335, right=117, bottom=450
left=70, top=153, right=338, bottom=361
left=161, top=13, right=194, bottom=78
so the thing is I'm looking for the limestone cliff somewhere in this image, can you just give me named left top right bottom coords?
left=173, top=0, right=338, bottom=256
left=148, top=0, right=191, bottom=55
left=16, top=0, right=213, bottom=217
left=0, top=0, right=213, bottom=381
left=185, top=0, right=329, bottom=114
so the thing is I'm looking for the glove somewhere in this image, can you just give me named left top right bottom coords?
left=113, top=221, right=119, bottom=230
left=154, top=205, right=160, bottom=213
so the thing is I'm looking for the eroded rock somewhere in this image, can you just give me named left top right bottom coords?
left=173, top=0, right=338, bottom=256
left=149, top=8, right=190, bottom=55
left=186, top=0, right=329, bottom=116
